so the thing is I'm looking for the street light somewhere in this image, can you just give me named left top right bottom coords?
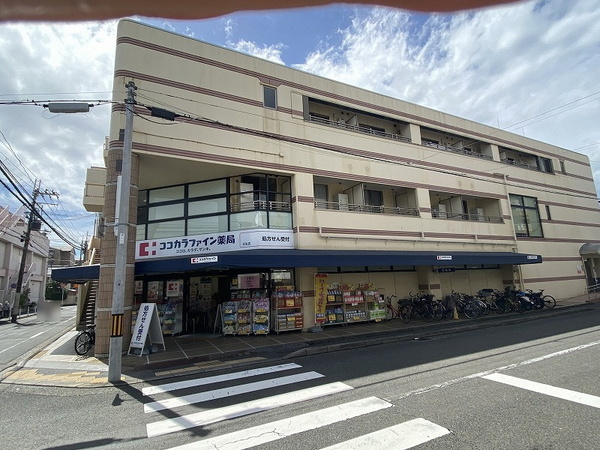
left=44, top=102, right=91, bottom=113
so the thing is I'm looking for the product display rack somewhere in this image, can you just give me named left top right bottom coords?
left=365, top=290, right=386, bottom=321
left=321, top=287, right=386, bottom=326
left=221, top=289, right=270, bottom=335
left=271, top=290, right=303, bottom=333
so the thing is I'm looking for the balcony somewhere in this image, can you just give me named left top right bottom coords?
left=229, top=200, right=291, bottom=212
left=422, top=140, right=493, bottom=161
left=432, top=209, right=504, bottom=223
left=308, top=114, right=410, bottom=143
left=315, top=200, right=419, bottom=216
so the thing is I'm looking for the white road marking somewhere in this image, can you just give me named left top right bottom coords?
left=389, top=339, right=600, bottom=402
left=319, top=418, right=451, bottom=450
left=483, top=373, right=600, bottom=409
left=146, top=381, right=354, bottom=438
left=165, top=396, right=393, bottom=450
left=142, top=363, right=302, bottom=396
left=144, top=371, right=324, bottom=413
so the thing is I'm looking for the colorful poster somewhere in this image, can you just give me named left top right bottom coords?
left=314, top=273, right=328, bottom=324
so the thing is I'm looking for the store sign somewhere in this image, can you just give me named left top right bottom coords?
left=127, top=303, right=165, bottom=354
left=437, top=255, right=453, bottom=261
left=135, top=229, right=294, bottom=260
left=191, top=256, right=218, bottom=264
left=238, top=274, right=261, bottom=289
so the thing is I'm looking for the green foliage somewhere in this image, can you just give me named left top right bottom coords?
left=19, top=288, right=31, bottom=307
left=45, top=281, right=65, bottom=301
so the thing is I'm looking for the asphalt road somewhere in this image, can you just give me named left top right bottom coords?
left=0, top=305, right=76, bottom=372
left=0, top=306, right=599, bottom=450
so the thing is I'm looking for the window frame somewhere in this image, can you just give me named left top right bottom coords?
left=263, top=85, right=277, bottom=109
left=510, top=194, right=544, bottom=238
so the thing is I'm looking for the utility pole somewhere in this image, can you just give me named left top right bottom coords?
left=108, top=81, right=136, bottom=382
left=13, top=180, right=57, bottom=322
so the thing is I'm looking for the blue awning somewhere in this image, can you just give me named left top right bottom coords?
left=51, top=249, right=542, bottom=283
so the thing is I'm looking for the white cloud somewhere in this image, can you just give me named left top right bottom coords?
left=229, top=39, right=286, bottom=65
left=294, top=1, right=600, bottom=193
left=0, top=21, right=117, bottom=247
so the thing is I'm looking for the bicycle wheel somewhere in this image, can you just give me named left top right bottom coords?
left=431, top=302, right=444, bottom=320
left=399, top=305, right=412, bottom=323
left=422, top=305, right=435, bottom=321
left=463, top=301, right=480, bottom=319
left=477, top=299, right=490, bottom=316
left=543, top=295, right=556, bottom=309
left=75, top=331, right=93, bottom=355
left=385, top=305, right=394, bottom=321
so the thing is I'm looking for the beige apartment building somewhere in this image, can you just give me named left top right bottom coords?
left=53, top=20, right=600, bottom=356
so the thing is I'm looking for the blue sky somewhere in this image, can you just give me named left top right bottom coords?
left=0, top=0, right=599, bottom=249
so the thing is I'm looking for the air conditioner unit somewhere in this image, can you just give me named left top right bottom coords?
left=333, top=193, right=349, bottom=210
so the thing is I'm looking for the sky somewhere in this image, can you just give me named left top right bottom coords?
left=0, top=0, right=599, bottom=251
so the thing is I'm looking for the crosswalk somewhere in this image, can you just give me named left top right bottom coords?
left=141, top=362, right=451, bottom=449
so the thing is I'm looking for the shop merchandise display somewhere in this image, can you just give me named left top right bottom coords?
left=321, top=282, right=386, bottom=326
left=221, top=289, right=271, bottom=335
left=271, top=289, right=303, bottom=332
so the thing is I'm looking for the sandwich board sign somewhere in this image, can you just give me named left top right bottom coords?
left=128, top=303, right=165, bottom=356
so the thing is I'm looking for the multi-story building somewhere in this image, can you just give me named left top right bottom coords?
left=0, top=205, right=50, bottom=309
left=52, top=19, right=600, bottom=357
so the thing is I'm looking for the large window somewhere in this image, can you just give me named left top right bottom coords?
left=137, top=174, right=292, bottom=240
left=510, top=194, right=543, bottom=237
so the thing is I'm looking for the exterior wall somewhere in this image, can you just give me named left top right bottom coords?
left=0, top=206, right=50, bottom=305
left=94, top=19, right=600, bottom=346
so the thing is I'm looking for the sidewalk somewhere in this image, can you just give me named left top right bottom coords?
left=2, top=293, right=599, bottom=388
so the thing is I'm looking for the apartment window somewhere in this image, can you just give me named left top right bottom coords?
left=545, top=205, right=552, bottom=220
left=538, top=157, right=554, bottom=173
left=314, top=184, right=328, bottom=209
left=362, top=189, right=383, bottom=213
left=263, top=85, right=277, bottom=109
left=510, top=194, right=543, bottom=237
left=364, top=189, right=383, bottom=207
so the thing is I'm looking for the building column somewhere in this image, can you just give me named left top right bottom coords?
left=95, top=146, right=139, bottom=357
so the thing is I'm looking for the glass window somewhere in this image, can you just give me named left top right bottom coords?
left=187, top=215, right=229, bottom=235
left=147, top=220, right=185, bottom=239
left=364, top=189, right=383, bottom=206
left=149, top=185, right=185, bottom=203
left=136, top=224, right=146, bottom=241
left=189, top=198, right=227, bottom=216
left=263, top=85, right=277, bottom=109
left=268, top=211, right=292, bottom=229
left=314, top=184, right=328, bottom=209
left=230, top=211, right=266, bottom=230
left=525, top=208, right=543, bottom=237
left=510, top=194, right=543, bottom=238
left=189, top=180, right=227, bottom=198
left=149, top=203, right=184, bottom=221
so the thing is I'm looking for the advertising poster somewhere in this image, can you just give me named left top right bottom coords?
left=314, top=273, right=328, bottom=324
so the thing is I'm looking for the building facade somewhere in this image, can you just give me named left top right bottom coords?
left=54, top=20, right=600, bottom=356
left=0, top=205, right=50, bottom=310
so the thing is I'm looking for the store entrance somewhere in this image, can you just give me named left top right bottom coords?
left=188, top=275, right=229, bottom=333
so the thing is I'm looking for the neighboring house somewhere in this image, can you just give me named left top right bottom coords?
left=53, top=19, right=600, bottom=357
left=0, top=205, right=50, bottom=307
left=48, top=246, right=76, bottom=269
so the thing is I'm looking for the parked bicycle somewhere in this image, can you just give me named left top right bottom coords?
left=385, top=295, right=412, bottom=323
left=526, top=289, right=556, bottom=309
left=74, top=324, right=96, bottom=356
left=403, top=291, right=435, bottom=321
